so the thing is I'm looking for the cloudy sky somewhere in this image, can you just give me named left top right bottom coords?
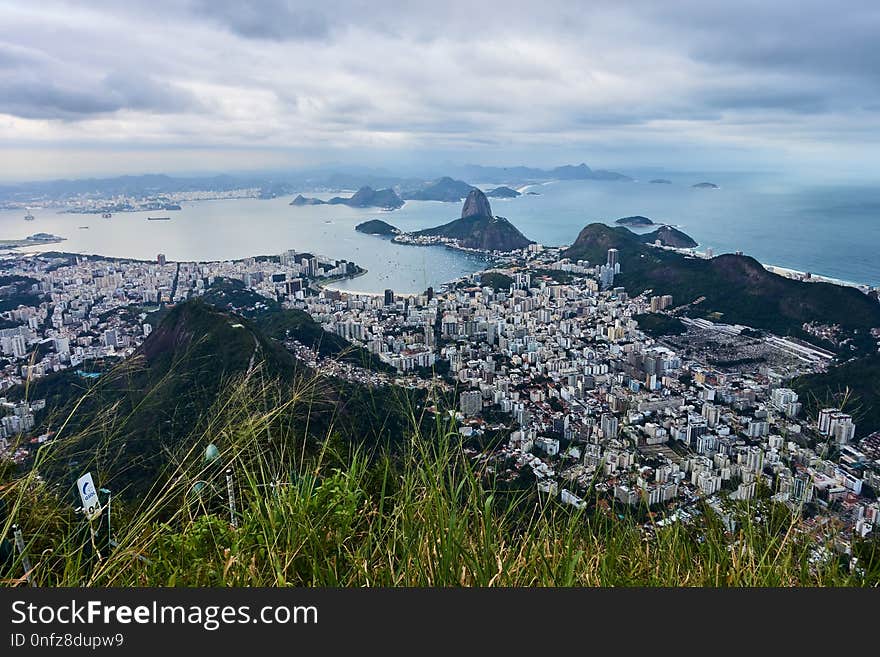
left=2, top=0, right=879, bottom=181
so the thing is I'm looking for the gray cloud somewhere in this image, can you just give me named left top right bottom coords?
left=191, top=0, right=331, bottom=41
left=0, top=0, right=879, bottom=177
left=0, top=70, right=202, bottom=119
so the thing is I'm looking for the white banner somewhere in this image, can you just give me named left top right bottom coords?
left=76, top=472, right=102, bottom=519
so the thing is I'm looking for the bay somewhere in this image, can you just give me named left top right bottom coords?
left=1, top=171, right=878, bottom=292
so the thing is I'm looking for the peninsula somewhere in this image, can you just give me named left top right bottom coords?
left=0, top=233, right=66, bottom=249
left=398, top=189, right=533, bottom=252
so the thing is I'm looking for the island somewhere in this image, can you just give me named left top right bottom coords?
left=615, top=215, right=655, bottom=227
left=398, top=189, right=534, bottom=252
left=328, top=186, right=404, bottom=209
left=550, top=163, right=633, bottom=182
left=485, top=186, right=521, bottom=198
left=649, top=179, right=672, bottom=184
left=290, top=186, right=404, bottom=210
left=401, top=177, right=475, bottom=202
left=692, top=182, right=719, bottom=189
left=0, top=233, right=67, bottom=249
left=355, top=219, right=400, bottom=236
left=290, top=194, right=326, bottom=206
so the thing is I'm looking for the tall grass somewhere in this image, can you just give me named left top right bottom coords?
left=1, top=369, right=875, bottom=587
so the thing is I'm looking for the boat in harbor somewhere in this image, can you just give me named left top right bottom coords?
left=102, top=212, right=112, bottom=218
left=147, top=216, right=171, bottom=221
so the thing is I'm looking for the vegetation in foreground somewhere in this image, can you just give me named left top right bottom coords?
left=2, top=372, right=877, bottom=587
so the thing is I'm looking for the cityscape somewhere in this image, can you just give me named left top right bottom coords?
left=1, top=1, right=879, bottom=619
left=1, top=198, right=877, bottom=563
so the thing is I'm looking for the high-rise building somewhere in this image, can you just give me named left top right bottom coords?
left=830, top=413, right=855, bottom=444
left=818, top=408, right=837, bottom=434
left=459, top=390, right=482, bottom=416
left=384, top=289, right=395, bottom=306
left=600, top=413, right=619, bottom=439
left=790, top=473, right=814, bottom=503
left=157, top=253, right=166, bottom=266
left=771, top=388, right=798, bottom=410
left=103, top=329, right=118, bottom=348
left=606, top=248, right=619, bottom=269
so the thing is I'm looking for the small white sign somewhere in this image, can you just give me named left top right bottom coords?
left=77, top=472, right=102, bottom=519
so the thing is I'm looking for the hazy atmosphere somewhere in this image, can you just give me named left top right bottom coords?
left=2, top=0, right=880, bottom=180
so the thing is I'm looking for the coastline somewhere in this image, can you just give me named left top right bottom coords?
left=0, top=236, right=66, bottom=250
left=650, top=242, right=875, bottom=292
left=761, top=264, right=872, bottom=292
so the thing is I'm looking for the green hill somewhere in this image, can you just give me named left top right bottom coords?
left=14, top=297, right=408, bottom=497
left=356, top=219, right=400, bottom=235
left=18, top=301, right=303, bottom=494
left=477, top=271, right=514, bottom=291
left=202, top=278, right=393, bottom=372
left=792, top=354, right=880, bottom=437
left=563, top=223, right=880, bottom=344
left=638, top=225, right=698, bottom=248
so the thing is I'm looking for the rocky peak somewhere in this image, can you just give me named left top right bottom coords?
left=461, top=188, right=493, bottom=219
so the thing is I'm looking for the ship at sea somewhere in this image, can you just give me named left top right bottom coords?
left=24, top=212, right=35, bottom=221
left=102, top=213, right=112, bottom=218
left=147, top=216, right=171, bottom=221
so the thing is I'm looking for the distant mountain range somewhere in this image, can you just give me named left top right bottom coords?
left=401, top=177, right=475, bottom=202
left=452, top=162, right=633, bottom=183
left=0, top=163, right=632, bottom=204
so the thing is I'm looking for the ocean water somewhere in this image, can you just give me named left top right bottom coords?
left=1, top=172, right=878, bottom=292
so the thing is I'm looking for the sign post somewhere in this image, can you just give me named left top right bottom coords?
left=226, top=468, right=237, bottom=528
left=100, top=488, right=112, bottom=547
